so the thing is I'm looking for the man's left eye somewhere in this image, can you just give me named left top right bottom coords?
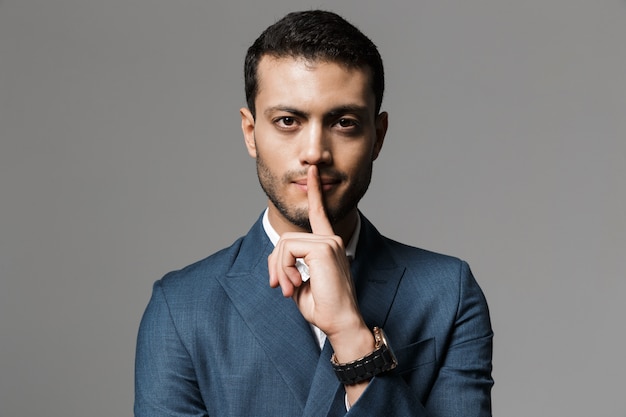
left=337, top=118, right=358, bottom=128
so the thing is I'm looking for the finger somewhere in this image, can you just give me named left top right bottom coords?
left=307, top=165, right=334, bottom=235
left=269, top=243, right=304, bottom=297
left=269, top=252, right=296, bottom=296
left=267, top=252, right=279, bottom=288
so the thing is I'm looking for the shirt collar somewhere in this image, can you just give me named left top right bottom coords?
left=262, top=208, right=360, bottom=259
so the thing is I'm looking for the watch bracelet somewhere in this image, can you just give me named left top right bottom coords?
left=331, top=328, right=397, bottom=385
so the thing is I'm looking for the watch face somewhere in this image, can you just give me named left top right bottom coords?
left=375, top=327, right=397, bottom=368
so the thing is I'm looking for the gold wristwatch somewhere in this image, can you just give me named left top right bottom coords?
left=330, top=327, right=397, bottom=385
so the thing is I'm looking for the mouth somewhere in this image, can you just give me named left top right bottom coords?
left=292, top=177, right=341, bottom=192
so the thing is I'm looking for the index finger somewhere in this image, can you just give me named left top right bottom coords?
left=307, top=165, right=334, bottom=235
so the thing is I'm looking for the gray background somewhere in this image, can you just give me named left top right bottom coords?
left=1, top=0, right=624, bottom=416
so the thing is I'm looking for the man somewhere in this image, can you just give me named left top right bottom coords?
left=135, top=10, right=493, bottom=417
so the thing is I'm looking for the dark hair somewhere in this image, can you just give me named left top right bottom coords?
left=244, top=10, right=384, bottom=117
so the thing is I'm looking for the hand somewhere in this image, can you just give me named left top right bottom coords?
left=268, top=165, right=364, bottom=339
left=268, top=165, right=376, bottom=401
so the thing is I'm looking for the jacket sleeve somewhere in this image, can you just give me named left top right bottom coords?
left=344, top=261, right=493, bottom=417
left=134, top=280, right=208, bottom=417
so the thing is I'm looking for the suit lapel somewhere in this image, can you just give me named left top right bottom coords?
left=215, top=219, right=321, bottom=411
left=353, top=214, right=406, bottom=328
left=302, top=341, right=340, bottom=417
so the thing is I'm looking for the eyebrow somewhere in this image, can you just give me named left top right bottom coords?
left=264, top=106, right=308, bottom=119
left=264, top=105, right=370, bottom=119
left=327, top=105, right=370, bottom=118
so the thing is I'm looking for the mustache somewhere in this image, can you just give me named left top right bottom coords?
left=283, top=168, right=348, bottom=183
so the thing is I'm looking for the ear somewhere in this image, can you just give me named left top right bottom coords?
left=372, top=111, right=388, bottom=161
left=240, top=107, right=257, bottom=158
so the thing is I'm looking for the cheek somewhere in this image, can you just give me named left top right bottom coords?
left=258, top=151, right=289, bottom=176
left=340, top=147, right=374, bottom=170
left=256, top=145, right=292, bottom=182
left=254, top=128, right=294, bottom=159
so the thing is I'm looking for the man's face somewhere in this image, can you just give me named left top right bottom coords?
left=241, top=56, right=387, bottom=231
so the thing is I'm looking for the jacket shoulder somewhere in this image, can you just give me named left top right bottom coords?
left=386, top=237, right=465, bottom=270
left=157, top=236, right=245, bottom=295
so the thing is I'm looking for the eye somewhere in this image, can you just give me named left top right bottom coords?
left=274, top=116, right=299, bottom=130
left=338, top=118, right=356, bottom=127
left=334, top=118, right=361, bottom=132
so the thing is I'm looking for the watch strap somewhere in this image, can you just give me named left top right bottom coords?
left=331, top=327, right=397, bottom=385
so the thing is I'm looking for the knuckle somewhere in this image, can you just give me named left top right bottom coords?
left=320, top=244, right=335, bottom=257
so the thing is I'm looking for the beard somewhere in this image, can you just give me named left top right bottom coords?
left=255, top=149, right=372, bottom=231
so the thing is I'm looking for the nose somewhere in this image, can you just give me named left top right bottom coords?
left=299, top=124, right=332, bottom=166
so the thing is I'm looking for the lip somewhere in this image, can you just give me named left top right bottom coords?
left=292, top=178, right=340, bottom=192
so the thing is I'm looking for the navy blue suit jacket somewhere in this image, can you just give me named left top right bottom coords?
left=135, top=214, right=493, bottom=416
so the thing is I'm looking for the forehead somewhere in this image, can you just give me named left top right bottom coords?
left=255, top=56, right=375, bottom=111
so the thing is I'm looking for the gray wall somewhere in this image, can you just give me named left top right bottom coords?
left=1, top=1, right=624, bottom=416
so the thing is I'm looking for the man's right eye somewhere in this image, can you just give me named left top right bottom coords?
left=275, top=117, right=297, bottom=128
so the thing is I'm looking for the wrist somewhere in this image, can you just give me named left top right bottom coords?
left=327, top=323, right=375, bottom=364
